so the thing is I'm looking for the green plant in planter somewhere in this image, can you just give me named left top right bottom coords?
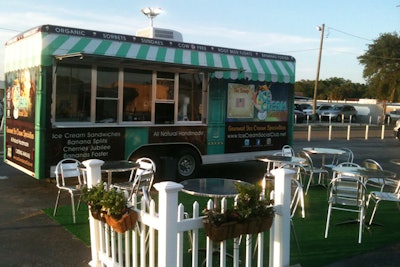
left=202, top=182, right=274, bottom=241
left=101, top=187, right=128, bottom=219
left=234, top=182, right=274, bottom=221
left=203, top=182, right=274, bottom=225
left=81, top=183, right=106, bottom=213
left=82, top=183, right=137, bottom=233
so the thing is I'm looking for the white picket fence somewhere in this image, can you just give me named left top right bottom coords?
left=83, top=159, right=295, bottom=267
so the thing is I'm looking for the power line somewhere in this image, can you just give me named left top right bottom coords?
left=0, top=27, right=21, bottom=33
left=326, top=26, right=372, bottom=42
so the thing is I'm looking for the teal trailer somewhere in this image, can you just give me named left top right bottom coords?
left=4, top=24, right=295, bottom=180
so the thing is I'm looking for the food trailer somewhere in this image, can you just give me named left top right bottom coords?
left=4, top=24, right=295, bottom=180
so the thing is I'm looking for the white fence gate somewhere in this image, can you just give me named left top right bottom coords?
left=83, top=159, right=295, bottom=267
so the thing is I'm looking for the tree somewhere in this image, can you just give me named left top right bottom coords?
left=358, top=32, right=400, bottom=102
left=295, top=78, right=367, bottom=100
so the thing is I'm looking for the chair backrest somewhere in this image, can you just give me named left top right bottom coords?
left=336, top=162, right=360, bottom=168
left=332, top=162, right=360, bottom=179
left=128, top=157, right=156, bottom=182
left=299, top=151, right=315, bottom=170
left=329, top=147, right=354, bottom=167
left=282, top=145, right=295, bottom=157
left=263, top=175, right=305, bottom=219
left=338, top=147, right=354, bottom=163
left=363, top=159, right=383, bottom=170
left=54, top=158, right=85, bottom=187
left=136, top=157, right=156, bottom=172
left=129, top=157, right=156, bottom=199
left=328, top=176, right=367, bottom=207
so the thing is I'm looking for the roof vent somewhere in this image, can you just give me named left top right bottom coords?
left=136, top=27, right=183, bottom=42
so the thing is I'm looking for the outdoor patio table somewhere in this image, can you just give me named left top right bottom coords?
left=332, top=166, right=397, bottom=185
left=80, top=160, right=139, bottom=187
left=303, top=147, right=346, bottom=168
left=180, top=178, right=250, bottom=208
left=256, top=154, right=306, bottom=173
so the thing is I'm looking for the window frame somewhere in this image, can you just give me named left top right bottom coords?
left=52, top=62, right=207, bottom=127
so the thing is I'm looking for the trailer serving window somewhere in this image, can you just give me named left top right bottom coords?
left=54, top=63, right=205, bottom=125
left=123, top=69, right=152, bottom=122
left=178, top=73, right=203, bottom=122
left=96, top=67, right=119, bottom=123
left=55, top=64, right=91, bottom=122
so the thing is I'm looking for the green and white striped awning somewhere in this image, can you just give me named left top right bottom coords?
left=8, top=25, right=295, bottom=83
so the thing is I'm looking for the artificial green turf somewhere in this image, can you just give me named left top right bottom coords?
left=44, top=187, right=400, bottom=266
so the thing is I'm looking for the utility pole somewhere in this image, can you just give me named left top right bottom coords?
left=312, top=23, right=325, bottom=120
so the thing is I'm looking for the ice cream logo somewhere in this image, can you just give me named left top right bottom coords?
left=253, top=85, right=272, bottom=120
left=10, top=69, right=32, bottom=119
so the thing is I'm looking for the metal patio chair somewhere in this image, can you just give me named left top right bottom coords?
left=367, top=177, right=400, bottom=225
left=53, top=158, right=86, bottom=224
left=325, top=175, right=367, bottom=244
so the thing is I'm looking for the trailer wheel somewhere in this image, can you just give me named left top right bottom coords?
left=176, top=150, right=200, bottom=180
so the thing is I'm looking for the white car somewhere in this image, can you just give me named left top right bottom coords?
left=303, top=104, right=332, bottom=118
left=386, top=109, right=400, bottom=122
left=320, top=105, right=357, bottom=122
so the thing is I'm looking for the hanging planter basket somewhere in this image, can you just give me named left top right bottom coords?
left=90, top=209, right=106, bottom=222
left=203, top=216, right=274, bottom=242
left=244, top=216, right=274, bottom=235
left=204, top=221, right=240, bottom=242
left=104, top=209, right=138, bottom=233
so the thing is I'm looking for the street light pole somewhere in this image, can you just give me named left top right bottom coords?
left=312, top=23, right=325, bottom=120
left=141, top=7, right=162, bottom=28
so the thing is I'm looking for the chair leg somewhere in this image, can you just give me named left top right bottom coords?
left=325, top=204, right=332, bottom=238
left=53, top=190, right=61, bottom=217
left=358, top=206, right=365, bottom=244
left=299, top=188, right=305, bottom=218
left=291, top=220, right=301, bottom=255
left=70, top=193, right=76, bottom=224
left=77, top=195, right=82, bottom=211
left=305, top=172, right=313, bottom=195
left=368, top=201, right=380, bottom=225
left=184, top=212, right=194, bottom=252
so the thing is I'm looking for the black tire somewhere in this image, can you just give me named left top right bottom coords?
left=176, top=150, right=200, bottom=180
left=351, top=115, right=357, bottom=122
left=336, top=115, right=342, bottom=122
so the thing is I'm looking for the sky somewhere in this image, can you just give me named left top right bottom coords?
left=0, top=0, right=399, bottom=84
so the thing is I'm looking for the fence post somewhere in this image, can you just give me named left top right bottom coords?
left=347, top=125, right=351, bottom=140
left=381, top=124, right=385, bottom=139
left=83, top=159, right=104, bottom=267
left=153, top=181, right=183, bottom=267
left=270, top=168, right=296, bottom=267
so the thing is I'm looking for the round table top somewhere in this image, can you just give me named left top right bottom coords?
left=180, top=178, right=249, bottom=198
left=256, top=155, right=306, bottom=164
left=332, top=166, right=397, bottom=179
left=303, top=147, right=346, bottom=155
left=79, top=160, right=139, bottom=172
left=101, top=160, right=139, bottom=172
